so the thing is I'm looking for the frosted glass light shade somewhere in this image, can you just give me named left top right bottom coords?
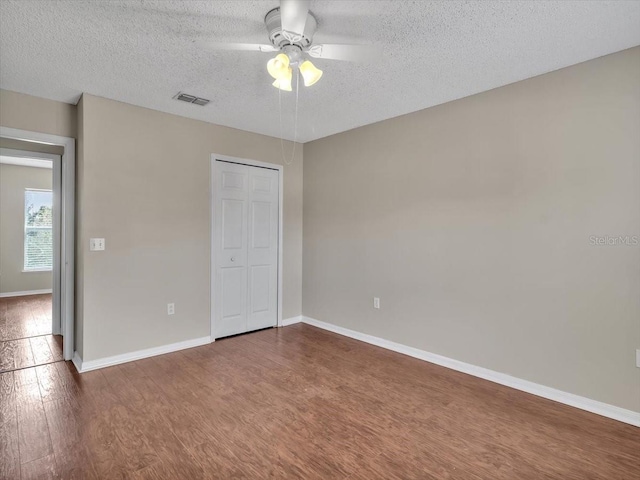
left=272, top=67, right=293, bottom=91
left=299, top=60, right=323, bottom=86
left=267, top=53, right=290, bottom=80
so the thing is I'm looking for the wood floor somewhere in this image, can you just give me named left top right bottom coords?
left=0, top=294, right=63, bottom=374
left=1, top=324, right=638, bottom=479
left=0, top=335, right=63, bottom=373
left=0, top=294, right=53, bottom=341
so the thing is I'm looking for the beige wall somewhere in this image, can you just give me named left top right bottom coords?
left=0, top=164, right=53, bottom=293
left=0, top=89, right=77, bottom=139
left=303, top=47, right=640, bottom=412
left=0, top=90, right=68, bottom=296
left=78, top=94, right=303, bottom=361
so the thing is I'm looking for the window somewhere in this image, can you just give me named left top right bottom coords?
left=24, top=189, right=53, bottom=271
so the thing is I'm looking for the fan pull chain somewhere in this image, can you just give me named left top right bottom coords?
left=278, top=69, right=300, bottom=166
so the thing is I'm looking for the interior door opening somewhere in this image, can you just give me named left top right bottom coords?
left=0, top=127, right=76, bottom=362
left=0, top=144, right=63, bottom=370
left=211, top=156, right=283, bottom=340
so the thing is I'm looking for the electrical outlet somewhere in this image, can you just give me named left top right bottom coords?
left=167, top=303, right=175, bottom=315
left=373, top=297, right=380, bottom=309
left=636, top=349, right=640, bottom=368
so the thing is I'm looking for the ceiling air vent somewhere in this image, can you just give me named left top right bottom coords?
left=174, top=92, right=210, bottom=106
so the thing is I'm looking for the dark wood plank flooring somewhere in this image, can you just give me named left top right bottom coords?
left=0, top=294, right=62, bottom=374
left=0, top=335, right=64, bottom=373
left=0, top=294, right=53, bottom=341
left=0, top=323, right=638, bottom=479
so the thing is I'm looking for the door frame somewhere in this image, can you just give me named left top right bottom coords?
left=0, top=126, right=75, bottom=361
left=210, top=154, right=284, bottom=339
left=0, top=147, right=61, bottom=335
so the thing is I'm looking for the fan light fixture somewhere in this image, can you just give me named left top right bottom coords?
left=299, top=60, right=323, bottom=86
left=267, top=52, right=322, bottom=91
left=272, top=75, right=292, bottom=91
left=267, top=53, right=290, bottom=80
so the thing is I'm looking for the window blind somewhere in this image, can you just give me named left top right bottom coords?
left=24, top=189, right=53, bottom=271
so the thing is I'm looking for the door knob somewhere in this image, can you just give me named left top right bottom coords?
left=231, top=256, right=236, bottom=262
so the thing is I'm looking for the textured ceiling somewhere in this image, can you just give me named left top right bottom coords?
left=1, top=1, right=639, bottom=143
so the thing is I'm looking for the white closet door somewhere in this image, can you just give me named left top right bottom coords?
left=214, top=161, right=278, bottom=338
left=214, top=161, right=249, bottom=338
left=247, top=167, right=279, bottom=331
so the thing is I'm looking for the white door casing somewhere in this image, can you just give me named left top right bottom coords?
left=0, top=127, right=75, bottom=361
left=212, top=157, right=280, bottom=338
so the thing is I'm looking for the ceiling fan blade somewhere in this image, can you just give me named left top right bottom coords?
left=307, top=44, right=377, bottom=62
left=201, top=42, right=278, bottom=53
left=280, top=0, right=310, bottom=36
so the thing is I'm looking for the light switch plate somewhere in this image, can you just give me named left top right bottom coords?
left=90, top=238, right=105, bottom=251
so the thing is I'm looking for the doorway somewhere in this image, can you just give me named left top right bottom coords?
left=211, top=155, right=283, bottom=339
left=0, top=127, right=75, bottom=362
left=0, top=145, right=62, bottom=370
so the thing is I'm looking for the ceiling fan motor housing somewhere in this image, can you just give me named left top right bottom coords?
left=265, top=7, right=317, bottom=50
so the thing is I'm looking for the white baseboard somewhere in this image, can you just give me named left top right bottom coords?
left=71, top=352, right=83, bottom=373
left=0, top=289, right=52, bottom=298
left=302, top=316, right=640, bottom=428
left=72, top=335, right=213, bottom=373
left=281, top=315, right=302, bottom=327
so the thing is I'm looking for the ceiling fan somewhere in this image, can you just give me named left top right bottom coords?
left=206, top=0, right=375, bottom=91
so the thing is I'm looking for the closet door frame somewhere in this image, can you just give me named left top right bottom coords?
left=210, top=154, right=283, bottom=339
